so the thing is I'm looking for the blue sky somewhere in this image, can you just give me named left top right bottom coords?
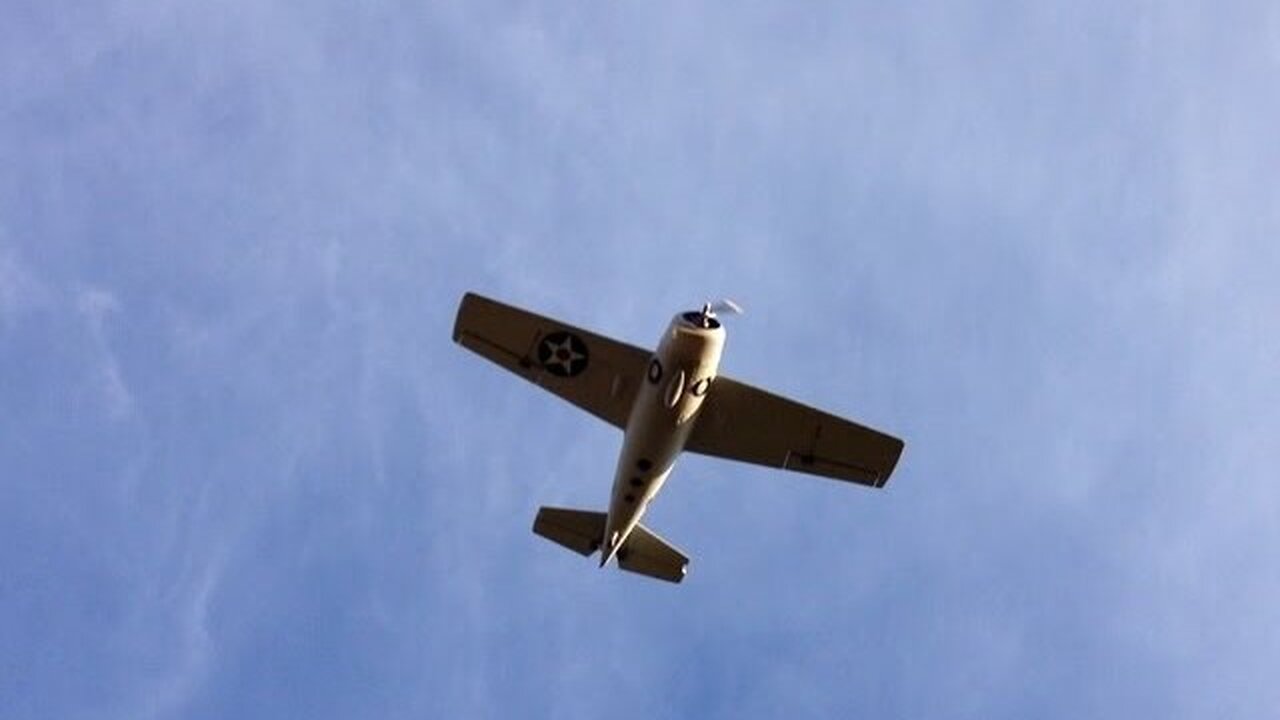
left=3, top=2, right=1278, bottom=718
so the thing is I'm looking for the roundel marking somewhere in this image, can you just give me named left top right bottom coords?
left=647, top=358, right=663, bottom=384
left=536, top=331, right=589, bottom=377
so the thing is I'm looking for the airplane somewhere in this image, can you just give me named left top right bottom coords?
left=452, top=292, right=904, bottom=583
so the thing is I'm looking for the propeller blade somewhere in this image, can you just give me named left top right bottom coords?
left=709, top=298, right=744, bottom=316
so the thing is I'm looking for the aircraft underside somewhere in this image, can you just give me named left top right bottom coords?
left=453, top=292, right=905, bottom=584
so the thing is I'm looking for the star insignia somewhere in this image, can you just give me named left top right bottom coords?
left=537, top=331, right=590, bottom=377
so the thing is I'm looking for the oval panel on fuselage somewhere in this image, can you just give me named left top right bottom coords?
left=665, top=370, right=686, bottom=408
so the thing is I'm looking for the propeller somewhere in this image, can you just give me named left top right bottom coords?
left=695, top=298, right=744, bottom=327
left=705, top=298, right=744, bottom=317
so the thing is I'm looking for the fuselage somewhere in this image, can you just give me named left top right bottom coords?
left=600, top=311, right=726, bottom=566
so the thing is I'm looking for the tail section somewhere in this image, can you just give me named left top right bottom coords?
left=532, top=507, right=606, bottom=556
left=616, top=522, right=689, bottom=583
left=532, top=506, right=689, bottom=584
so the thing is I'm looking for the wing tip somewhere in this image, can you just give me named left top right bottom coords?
left=876, top=436, right=906, bottom=488
left=452, top=291, right=484, bottom=343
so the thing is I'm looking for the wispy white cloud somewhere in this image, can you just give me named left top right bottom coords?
left=0, top=243, right=48, bottom=326
left=76, top=286, right=134, bottom=420
left=4, top=1, right=1279, bottom=719
left=126, top=541, right=226, bottom=720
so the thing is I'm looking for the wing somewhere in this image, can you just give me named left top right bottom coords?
left=685, top=376, right=904, bottom=488
left=452, top=292, right=650, bottom=429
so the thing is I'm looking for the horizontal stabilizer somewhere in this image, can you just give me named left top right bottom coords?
left=617, top=523, right=689, bottom=584
left=532, top=506, right=606, bottom=556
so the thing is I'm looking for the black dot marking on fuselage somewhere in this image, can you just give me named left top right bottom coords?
left=624, top=493, right=636, bottom=503
left=536, top=331, right=589, bottom=378
left=629, top=477, right=643, bottom=488
left=636, top=458, right=652, bottom=471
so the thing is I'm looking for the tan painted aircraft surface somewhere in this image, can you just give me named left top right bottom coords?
left=453, top=292, right=904, bottom=583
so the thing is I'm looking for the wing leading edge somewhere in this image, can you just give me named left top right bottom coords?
left=452, top=292, right=650, bottom=429
left=686, top=376, right=904, bottom=488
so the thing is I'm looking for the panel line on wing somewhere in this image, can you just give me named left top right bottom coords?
left=458, top=331, right=533, bottom=373
left=784, top=450, right=881, bottom=486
